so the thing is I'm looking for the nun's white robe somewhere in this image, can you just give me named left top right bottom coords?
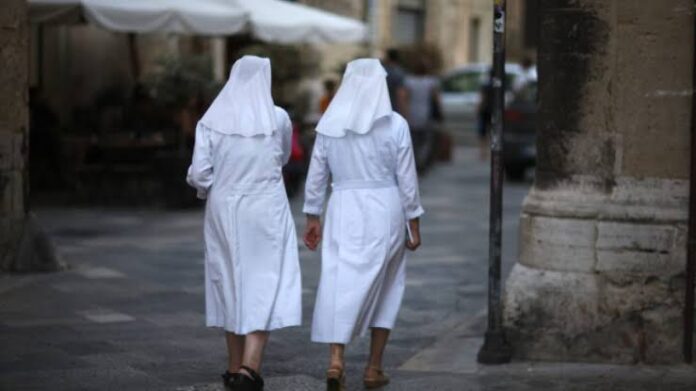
left=187, top=56, right=301, bottom=335
left=304, top=58, right=423, bottom=343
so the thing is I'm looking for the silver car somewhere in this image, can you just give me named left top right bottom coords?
left=440, top=63, right=534, bottom=136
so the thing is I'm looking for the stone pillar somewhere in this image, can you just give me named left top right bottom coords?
left=503, top=0, right=694, bottom=363
left=1, top=0, right=59, bottom=272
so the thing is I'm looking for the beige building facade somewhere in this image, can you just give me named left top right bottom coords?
left=367, top=0, right=495, bottom=69
left=300, top=0, right=534, bottom=74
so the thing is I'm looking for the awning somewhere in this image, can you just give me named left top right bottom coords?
left=238, top=0, right=367, bottom=44
left=30, top=0, right=248, bottom=35
left=28, top=0, right=367, bottom=44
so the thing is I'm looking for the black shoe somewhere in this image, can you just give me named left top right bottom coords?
left=233, top=365, right=264, bottom=391
left=222, top=371, right=240, bottom=390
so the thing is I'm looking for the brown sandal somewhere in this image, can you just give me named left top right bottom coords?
left=363, top=366, right=389, bottom=389
left=326, top=367, right=346, bottom=391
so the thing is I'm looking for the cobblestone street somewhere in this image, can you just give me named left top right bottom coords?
left=1, top=148, right=694, bottom=390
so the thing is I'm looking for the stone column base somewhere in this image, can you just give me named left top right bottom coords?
left=503, top=177, right=693, bottom=364
left=1, top=213, right=62, bottom=272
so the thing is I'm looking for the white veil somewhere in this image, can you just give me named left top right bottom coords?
left=315, top=58, right=392, bottom=138
left=199, top=55, right=277, bottom=136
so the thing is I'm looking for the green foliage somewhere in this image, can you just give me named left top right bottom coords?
left=396, top=43, right=444, bottom=74
left=238, top=43, right=322, bottom=81
left=143, top=54, right=222, bottom=109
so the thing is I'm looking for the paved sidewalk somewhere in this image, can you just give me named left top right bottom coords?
left=1, top=148, right=694, bottom=390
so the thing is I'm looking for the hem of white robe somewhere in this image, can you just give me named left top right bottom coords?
left=206, top=317, right=302, bottom=335
left=310, top=322, right=396, bottom=345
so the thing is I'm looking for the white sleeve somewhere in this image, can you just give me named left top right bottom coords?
left=302, top=135, right=330, bottom=216
left=280, top=110, right=293, bottom=165
left=186, top=123, right=214, bottom=200
left=395, top=120, right=425, bottom=220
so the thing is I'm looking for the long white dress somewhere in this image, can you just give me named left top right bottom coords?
left=303, top=59, right=424, bottom=344
left=187, top=56, right=301, bottom=335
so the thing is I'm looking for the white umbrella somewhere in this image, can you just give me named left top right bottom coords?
left=84, top=0, right=248, bottom=35
left=235, top=0, right=366, bottom=44
left=30, top=0, right=248, bottom=35
left=29, top=0, right=367, bottom=44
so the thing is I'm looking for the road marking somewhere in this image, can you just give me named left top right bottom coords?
left=76, top=267, right=125, bottom=279
left=78, top=309, right=135, bottom=323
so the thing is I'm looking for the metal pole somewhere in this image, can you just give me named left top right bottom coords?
left=683, top=0, right=696, bottom=364
left=477, top=0, right=512, bottom=365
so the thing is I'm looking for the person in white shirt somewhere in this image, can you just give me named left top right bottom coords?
left=512, top=57, right=537, bottom=92
left=187, top=55, right=301, bottom=391
left=303, top=58, right=424, bottom=390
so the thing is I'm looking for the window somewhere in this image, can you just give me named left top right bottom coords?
left=468, top=17, right=481, bottom=63
left=392, top=0, right=425, bottom=45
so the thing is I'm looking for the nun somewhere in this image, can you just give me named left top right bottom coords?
left=187, top=55, right=301, bottom=391
left=303, top=58, right=424, bottom=390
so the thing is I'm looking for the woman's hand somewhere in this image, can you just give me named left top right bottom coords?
left=304, top=215, right=322, bottom=251
left=406, top=218, right=421, bottom=251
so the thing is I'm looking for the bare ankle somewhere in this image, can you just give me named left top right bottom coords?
left=366, top=364, right=382, bottom=373
left=239, top=364, right=261, bottom=379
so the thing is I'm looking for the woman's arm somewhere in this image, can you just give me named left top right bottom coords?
left=302, top=135, right=330, bottom=216
left=395, top=118, right=424, bottom=250
left=395, top=118, right=424, bottom=221
left=302, top=135, right=330, bottom=250
left=186, top=123, right=214, bottom=199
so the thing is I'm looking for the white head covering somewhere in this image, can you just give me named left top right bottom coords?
left=199, top=55, right=277, bottom=136
left=316, top=58, right=392, bottom=138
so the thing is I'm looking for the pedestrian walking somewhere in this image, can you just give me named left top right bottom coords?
left=404, top=58, right=443, bottom=172
left=477, top=69, right=495, bottom=161
left=512, top=56, right=537, bottom=92
left=303, top=58, right=424, bottom=390
left=187, top=55, right=302, bottom=391
left=383, top=48, right=409, bottom=116
left=319, top=78, right=337, bottom=114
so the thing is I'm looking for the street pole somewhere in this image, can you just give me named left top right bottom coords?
left=477, top=0, right=512, bottom=365
left=683, top=0, right=696, bottom=364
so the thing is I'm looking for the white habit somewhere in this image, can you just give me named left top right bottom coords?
left=303, top=59, right=424, bottom=344
left=187, top=56, right=301, bottom=335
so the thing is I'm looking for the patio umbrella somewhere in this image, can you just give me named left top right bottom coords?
left=29, top=0, right=367, bottom=43
left=30, top=0, right=248, bottom=35
left=235, top=0, right=366, bottom=44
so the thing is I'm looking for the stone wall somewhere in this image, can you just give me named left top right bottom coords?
left=1, top=0, right=59, bottom=272
left=503, top=0, right=694, bottom=364
left=0, top=0, right=30, bottom=270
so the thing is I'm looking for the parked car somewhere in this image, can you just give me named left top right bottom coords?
left=502, top=81, right=538, bottom=181
left=440, top=63, right=531, bottom=122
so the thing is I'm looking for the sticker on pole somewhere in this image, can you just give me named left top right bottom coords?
left=494, top=10, right=505, bottom=33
